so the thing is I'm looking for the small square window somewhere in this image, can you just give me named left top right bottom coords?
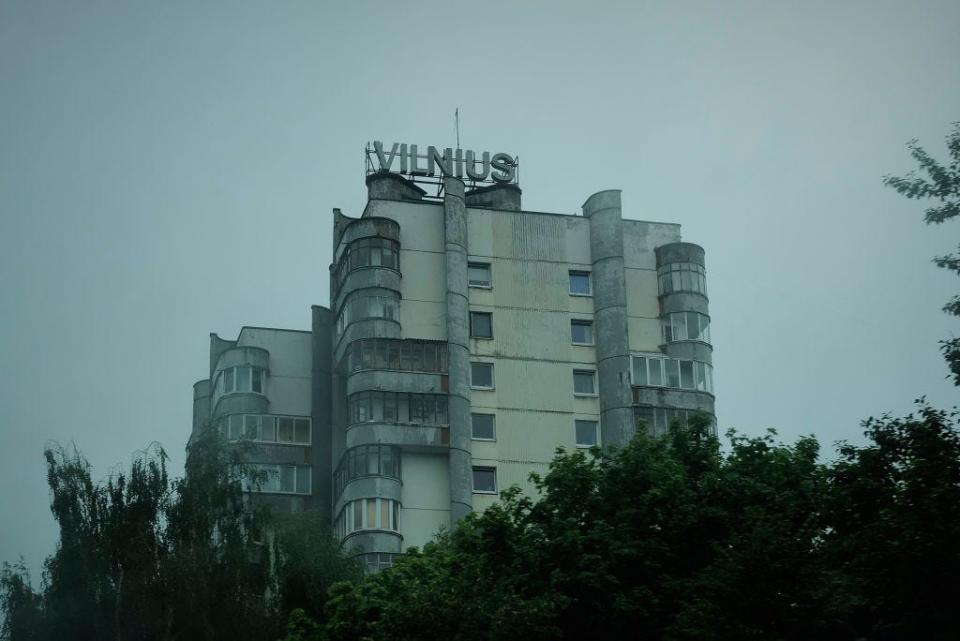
left=468, top=262, right=492, bottom=288
left=570, top=320, right=594, bottom=344
left=472, top=467, right=497, bottom=493
left=573, top=370, right=596, bottom=395
left=569, top=271, right=592, bottom=295
left=471, top=413, right=496, bottom=440
left=470, top=311, right=493, bottom=339
left=471, top=362, right=494, bottom=389
left=575, top=420, right=599, bottom=447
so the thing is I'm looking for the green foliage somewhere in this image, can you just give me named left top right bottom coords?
left=0, top=424, right=358, bottom=641
left=883, top=123, right=960, bottom=384
left=272, top=510, right=363, bottom=623
left=303, top=408, right=960, bottom=641
left=8, top=410, right=960, bottom=641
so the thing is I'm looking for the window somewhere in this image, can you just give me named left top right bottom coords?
left=219, top=366, right=265, bottom=395
left=334, top=498, right=401, bottom=539
left=471, top=413, right=496, bottom=440
left=223, top=414, right=311, bottom=444
left=657, top=262, right=707, bottom=296
left=662, top=312, right=711, bottom=344
left=573, top=370, right=596, bottom=395
left=570, top=319, right=594, bottom=344
left=569, top=270, right=592, bottom=295
left=348, top=391, right=448, bottom=426
left=359, top=552, right=400, bottom=574
left=472, top=467, right=497, bottom=494
left=244, top=464, right=311, bottom=494
left=634, top=406, right=715, bottom=436
left=468, top=262, right=492, bottom=288
left=333, top=444, right=402, bottom=499
left=470, top=311, right=493, bottom=338
left=575, top=420, right=599, bottom=447
left=471, top=362, right=494, bottom=389
left=334, top=237, right=401, bottom=288
left=336, top=295, right=400, bottom=336
left=630, top=355, right=714, bottom=393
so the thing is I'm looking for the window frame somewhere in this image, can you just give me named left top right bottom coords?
left=472, top=466, right=497, bottom=494
left=573, top=369, right=597, bottom=396
left=470, top=413, right=496, bottom=441
left=570, top=319, right=594, bottom=345
left=575, top=419, right=600, bottom=448
left=467, top=262, right=492, bottom=288
left=568, top=270, right=592, bottom=296
left=470, top=362, right=495, bottom=390
left=469, top=311, right=493, bottom=339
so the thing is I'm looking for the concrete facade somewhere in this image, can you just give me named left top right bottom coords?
left=189, top=166, right=715, bottom=573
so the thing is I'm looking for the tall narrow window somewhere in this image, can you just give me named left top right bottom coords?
left=568, top=270, right=592, bottom=295
left=575, top=420, right=599, bottom=447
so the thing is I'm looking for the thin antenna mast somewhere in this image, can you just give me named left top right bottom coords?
left=455, top=108, right=460, bottom=149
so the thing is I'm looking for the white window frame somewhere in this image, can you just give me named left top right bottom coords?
left=573, top=369, right=597, bottom=396
left=570, top=319, right=594, bottom=345
left=574, top=419, right=600, bottom=448
left=472, top=466, right=497, bottom=494
left=336, top=498, right=400, bottom=537
left=246, top=463, right=311, bottom=495
left=469, top=311, right=493, bottom=339
left=470, top=413, right=496, bottom=441
left=568, top=270, right=592, bottom=296
left=470, top=362, right=495, bottom=390
left=467, top=262, right=492, bottom=288
left=224, top=414, right=311, bottom=445
left=219, top=366, right=265, bottom=395
left=630, top=354, right=714, bottom=394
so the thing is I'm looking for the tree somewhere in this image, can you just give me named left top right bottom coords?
left=883, top=123, right=960, bottom=384
left=1, top=424, right=361, bottom=641
left=822, top=403, right=960, bottom=641
left=309, top=413, right=836, bottom=641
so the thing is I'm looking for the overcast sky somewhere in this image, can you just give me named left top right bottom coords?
left=2, top=0, right=958, bottom=582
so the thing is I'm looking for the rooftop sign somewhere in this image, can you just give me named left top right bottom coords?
left=365, top=141, right=518, bottom=188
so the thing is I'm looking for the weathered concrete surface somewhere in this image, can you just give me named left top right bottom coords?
left=312, top=305, right=334, bottom=524
left=444, top=177, right=473, bottom=524
left=583, top=190, right=635, bottom=448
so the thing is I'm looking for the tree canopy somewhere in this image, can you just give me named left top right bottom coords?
left=5, top=408, right=960, bottom=641
left=884, top=122, right=960, bottom=384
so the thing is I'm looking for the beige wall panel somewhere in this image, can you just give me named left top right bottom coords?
left=466, top=208, right=494, bottom=258
left=400, top=452, right=449, bottom=548
left=486, top=259, right=568, bottom=311
left=621, top=220, right=681, bottom=270
left=563, top=216, right=592, bottom=266
left=469, top=308, right=570, bottom=361
left=629, top=317, right=663, bottom=353
left=400, top=251, right=446, bottom=302
left=400, top=300, right=446, bottom=341
left=365, top=200, right=445, bottom=253
left=492, top=212, right=567, bottom=262
left=625, top=269, right=661, bottom=318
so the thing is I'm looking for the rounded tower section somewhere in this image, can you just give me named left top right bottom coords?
left=331, top=216, right=403, bottom=364
left=634, top=242, right=715, bottom=435
left=331, top=211, right=408, bottom=561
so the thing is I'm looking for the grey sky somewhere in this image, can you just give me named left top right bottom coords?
left=2, top=0, right=957, bottom=582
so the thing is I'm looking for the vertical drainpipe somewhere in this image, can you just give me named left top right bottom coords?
left=583, top=190, right=635, bottom=448
left=444, top=176, right=473, bottom=524
left=311, top=305, right=333, bottom=525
